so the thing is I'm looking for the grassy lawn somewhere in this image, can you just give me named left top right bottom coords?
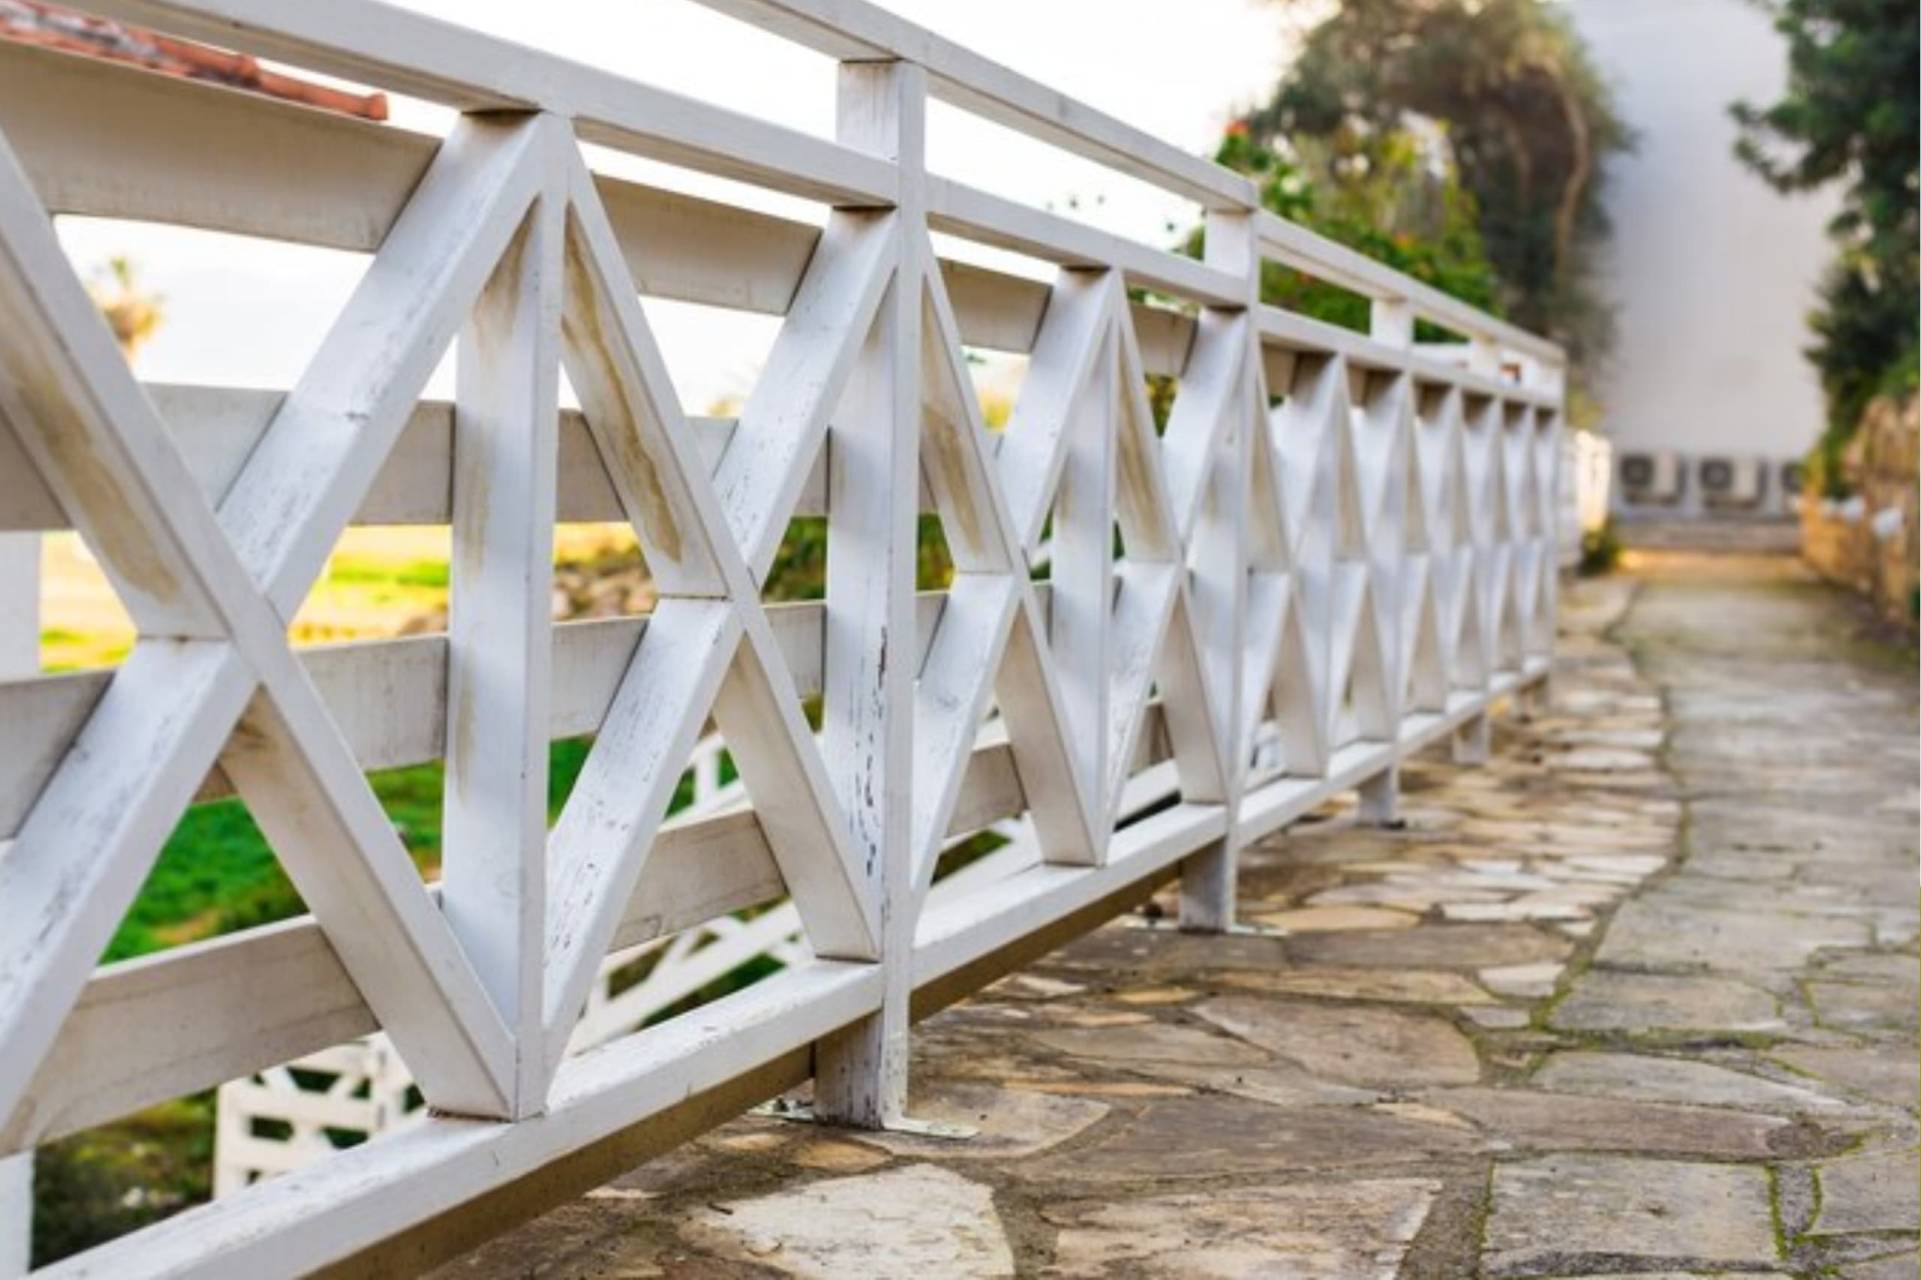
left=30, top=521, right=752, bottom=1265
left=104, top=738, right=620, bottom=962
left=40, top=731, right=697, bottom=1267
left=39, top=525, right=637, bottom=670
left=35, top=532, right=631, bottom=1266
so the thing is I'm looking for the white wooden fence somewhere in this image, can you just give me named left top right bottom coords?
left=0, top=1, right=1564, bottom=1273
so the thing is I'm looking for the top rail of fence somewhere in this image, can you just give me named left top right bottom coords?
left=71, top=0, right=1564, bottom=369
left=0, top=3, right=1570, bottom=1272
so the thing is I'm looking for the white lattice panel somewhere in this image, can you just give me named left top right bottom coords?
left=0, top=2, right=1565, bottom=1271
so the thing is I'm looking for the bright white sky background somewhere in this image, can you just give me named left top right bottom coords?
left=56, top=0, right=1319, bottom=412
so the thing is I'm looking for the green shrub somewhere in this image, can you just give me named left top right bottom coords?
left=1579, top=520, right=1622, bottom=577
left=1193, top=125, right=1503, bottom=336
left=1735, top=0, right=1919, bottom=450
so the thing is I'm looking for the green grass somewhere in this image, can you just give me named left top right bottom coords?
left=44, top=738, right=633, bottom=1267
left=319, top=558, right=451, bottom=588
left=50, top=693, right=736, bottom=1267
left=33, top=1095, right=214, bottom=1267
left=104, top=737, right=620, bottom=964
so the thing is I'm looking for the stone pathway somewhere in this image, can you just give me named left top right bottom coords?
left=444, top=551, right=1918, bottom=1280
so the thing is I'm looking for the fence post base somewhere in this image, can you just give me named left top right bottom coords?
left=1357, top=764, right=1401, bottom=827
left=1178, top=837, right=1238, bottom=933
left=1519, top=674, right=1553, bottom=719
left=1452, top=712, right=1491, bottom=765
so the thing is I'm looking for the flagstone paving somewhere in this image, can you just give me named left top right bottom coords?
left=443, top=550, right=1917, bottom=1278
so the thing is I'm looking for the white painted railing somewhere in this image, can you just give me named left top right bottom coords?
left=210, top=729, right=1055, bottom=1194
left=0, top=1, right=1564, bottom=1273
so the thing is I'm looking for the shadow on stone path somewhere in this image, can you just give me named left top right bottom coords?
left=443, top=551, right=1918, bottom=1280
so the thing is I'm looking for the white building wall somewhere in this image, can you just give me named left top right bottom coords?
left=1567, top=0, right=1838, bottom=511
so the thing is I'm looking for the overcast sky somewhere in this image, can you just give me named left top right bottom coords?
left=56, top=0, right=1311, bottom=412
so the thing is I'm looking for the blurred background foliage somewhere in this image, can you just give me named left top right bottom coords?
left=1230, top=0, right=1631, bottom=389
left=1731, top=0, right=1918, bottom=482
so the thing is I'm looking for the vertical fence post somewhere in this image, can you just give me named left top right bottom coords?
left=1521, top=354, right=1562, bottom=717
left=1356, top=295, right=1414, bottom=826
left=1179, top=208, right=1256, bottom=932
left=812, top=58, right=925, bottom=1127
left=0, top=531, right=33, bottom=1275
left=441, top=115, right=564, bottom=1118
left=1452, top=331, right=1504, bottom=763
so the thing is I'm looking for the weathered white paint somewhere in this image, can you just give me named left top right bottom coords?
left=442, top=132, right=566, bottom=1116
left=0, top=525, right=33, bottom=1278
left=811, top=59, right=924, bottom=1127
left=0, top=2, right=1564, bottom=1271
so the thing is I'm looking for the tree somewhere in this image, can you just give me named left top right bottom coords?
left=1244, top=0, right=1630, bottom=376
left=1732, top=0, right=1919, bottom=448
left=1199, top=121, right=1502, bottom=337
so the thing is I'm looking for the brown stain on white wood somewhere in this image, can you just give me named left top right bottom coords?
left=561, top=217, right=685, bottom=568
left=920, top=391, right=986, bottom=558
left=0, top=4, right=1570, bottom=1257
left=12, top=362, right=182, bottom=611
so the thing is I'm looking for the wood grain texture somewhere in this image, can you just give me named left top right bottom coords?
left=0, top=3, right=1567, bottom=1265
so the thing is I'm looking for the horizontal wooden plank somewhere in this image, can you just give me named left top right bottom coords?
left=0, top=42, right=1184, bottom=373
left=10, top=728, right=1042, bottom=1146
left=1, top=323, right=1251, bottom=533
left=914, top=799, right=1227, bottom=985
left=2, top=388, right=661, bottom=533
left=0, top=36, right=430, bottom=253
left=39, top=961, right=884, bottom=1279
left=1256, top=210, right=1564, bottom=367
left=14, top=803, right=774, bottom=1146
left=689, top=0, right=1258, bottom=210
left=926, top=177, right=1241, bottom=307
left=72, top=0, right=895, bottom=206
left=2, top=590, right=976, bottom=835
left=1257, top=307, right=1561, bottom=410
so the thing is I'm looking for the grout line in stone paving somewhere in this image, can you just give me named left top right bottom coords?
left=439, top=551, right=1917, bottom=1280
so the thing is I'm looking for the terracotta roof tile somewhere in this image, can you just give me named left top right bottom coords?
left=0, top=0, right=388, bottom=120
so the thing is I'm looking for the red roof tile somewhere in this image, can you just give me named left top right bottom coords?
left=0, top=0, right=388, bottom=120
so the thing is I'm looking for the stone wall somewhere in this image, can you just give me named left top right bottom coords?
left=1800, top=394, right=1920, bottom=630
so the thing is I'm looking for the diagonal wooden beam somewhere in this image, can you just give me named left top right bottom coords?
left=1045, top=300, right=1116, bottom=824
left=908, top=574, right=1021, bottom=897
left=0, top=119, right=531, bottom=1123
left=542, top=599, right=741, bottom=1076
left=712, top=211, right=898, bottom=584
left=920, top=249, right=1102, bottom=866
left=216, top=113, right=552, bottom=620
left=0, top=639, right=252, bottom=1128
left=221, top=674, right=517, bottom=1118
left=441, top=158, right=567, bottom=1116
left=994, top=268, right=1113, bottom=552
left=1264, top=574, right=1332, bottom=778
left=712, top=609, right=881, bottom=964
left=0, top=140, right=227, bottom=640
left=1160, top=308, right=1248, bottom=545
left=559, top=154, right=728, bottom=598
